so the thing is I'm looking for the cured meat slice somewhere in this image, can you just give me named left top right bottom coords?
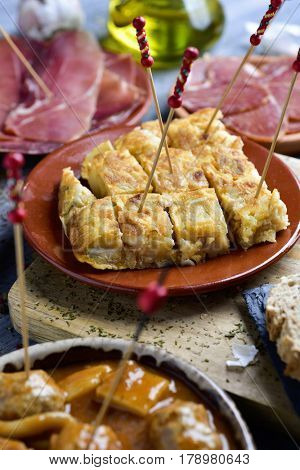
left=268, top=83, right=300, bottom=122
left=91, top=69, right=144, bottom=130
left=0, top=133, right=60, bottom=154
left=259, top=57, right=294, bottom=84
left=207, top=57, right=262, bottom=85
left=91, top=52, right=146, bottom=131
left=104, top=52, right=137, bottom=84
left=5, top=31, right=103, bottom=143
left=286, top=120, right=300, bottom=135
left=224, top=96, right=287, bottom=142
left=0, top=40, right=23, bottom=127
left=185, top=58, right=208, bottom=88
left=183, top=82, right=268, bottom=115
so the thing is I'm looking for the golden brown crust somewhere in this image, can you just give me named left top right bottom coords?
left=113, top=193, right=175, bottom=269
left=81, top=141, right=151, bottom=197
left=68, top=198, right=126, bottom=270
left=138, top=147, right=209, bottom=194
left=168, top=111, right=289, bottom=250
left=58, top=168, right=95, bottom=235
left=168, top=189, right=229, bottom=265
left=168, top=109, right=243, bottom=153
left=114, top=127, right=160, bottom=162
left=58, top=109, right=289, bottom=269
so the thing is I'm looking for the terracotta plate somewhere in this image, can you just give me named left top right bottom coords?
left=23, top=126, right=300, bottom=296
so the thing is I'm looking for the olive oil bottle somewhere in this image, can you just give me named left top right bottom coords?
left=102, top=0, right=224, bottom=69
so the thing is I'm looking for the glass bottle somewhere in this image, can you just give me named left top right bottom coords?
left=102, top=0, right=225, bottom=69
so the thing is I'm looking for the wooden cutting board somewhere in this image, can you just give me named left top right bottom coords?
left=8, top=155, right=300, bottom=435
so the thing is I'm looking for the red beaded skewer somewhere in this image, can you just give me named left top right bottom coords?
left=133, top=16, right=173, bottom=175
left=3, top=152, right=30, bottom=378
left=204, top=0, right=285, bottom=136
left=138, top=46, right=199, bottom=212
left=255, top=48, right=300, bottom=198
left=92, top=270, right=169, bottom=430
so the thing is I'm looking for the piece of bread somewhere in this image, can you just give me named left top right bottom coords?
left=266, top=274, right=300, bottom=381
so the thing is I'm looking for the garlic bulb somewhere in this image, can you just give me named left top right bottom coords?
left=18, top=0, right=85, bottom=40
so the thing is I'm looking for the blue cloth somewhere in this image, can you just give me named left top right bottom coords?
left=243, top=286, right=300, bottom=416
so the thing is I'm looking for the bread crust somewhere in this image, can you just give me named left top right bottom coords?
left=266, top=274, right=300, bottom=381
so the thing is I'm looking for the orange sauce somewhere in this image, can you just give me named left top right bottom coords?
left=51, top=360, right=236, bottom=450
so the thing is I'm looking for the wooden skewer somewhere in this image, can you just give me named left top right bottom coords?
left=0, top=25, right=52, bottom=99
left=138, top=46, right=199, bottom=212
left=147, top=68, right=173, bottom=174
left=256, top=64, right=299, bottom=198
left=203, top=45, right=255, bottom=136
left=13, top=223, right=30, bottom=378
left=3, top=153, right=30, bottom=378
left=204, top=0, right=284, bottom=136
left=139, top=108, right=175, bottom=212
left=133, top=17, right=173, bottom=174
left=90, top=271, right=169, bottom=442
left=93, top=317, right=147, bottom=429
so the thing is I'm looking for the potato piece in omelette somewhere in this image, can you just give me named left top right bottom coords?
left=168, top=189, right=229, bottom=265
left=114, top=126, right=160, bottom=161
left=168, top=108, right=243, bottom=156
left=67, top=197, right=126, bottom=270
left=168, top=110, right=289, bottom=250
left=113, top=193, right=175, bottom=269
left=58, top=167, right=95, bottom=235
left=203, top=147, right=289, bottom=249
left=136, top=147, right=209, bottom=194
left=81, top=141, right=151, bottom=198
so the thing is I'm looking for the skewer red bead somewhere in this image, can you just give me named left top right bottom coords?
left=137, top=281, right=168, bottom=315
left=168, top=46, right=199, bottom=109
left=132, top=16, right=154, bottom=68
left=3, top=152, right=25, bottom=171
left=293, top=49, right=300, bottom=72
left=8, top=207, right=26, bottom=224
left=293, top=60, right=300, bottom=73
left=250, top=34, right=261, bottom=46
left=3, top=152, right=26, bottom=225
left=132, top=16, right=146, bottom=30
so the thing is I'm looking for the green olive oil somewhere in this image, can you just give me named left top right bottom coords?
left=102, top=0, right=224, bottom=69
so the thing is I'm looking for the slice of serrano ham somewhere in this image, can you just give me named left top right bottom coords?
left=0, top=40, right=23, bottom=128
left=268, top=83, right=300, bottom=122
left=91, top=52, right=146, bottom=131
left=5, top=31, right=103, bottom=143
left=0, top=133, right=60, bottom=154
left=186, top=58, right=208, bottom=88
left=183, top=82, right=268, bottom=116
left=207, top=57, right=262, bottom=85
left=286, top=120, right=300, bottom=134
left=224, top=96, right=287, bottom=142
left=259, top=57, right=294, bottom=84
